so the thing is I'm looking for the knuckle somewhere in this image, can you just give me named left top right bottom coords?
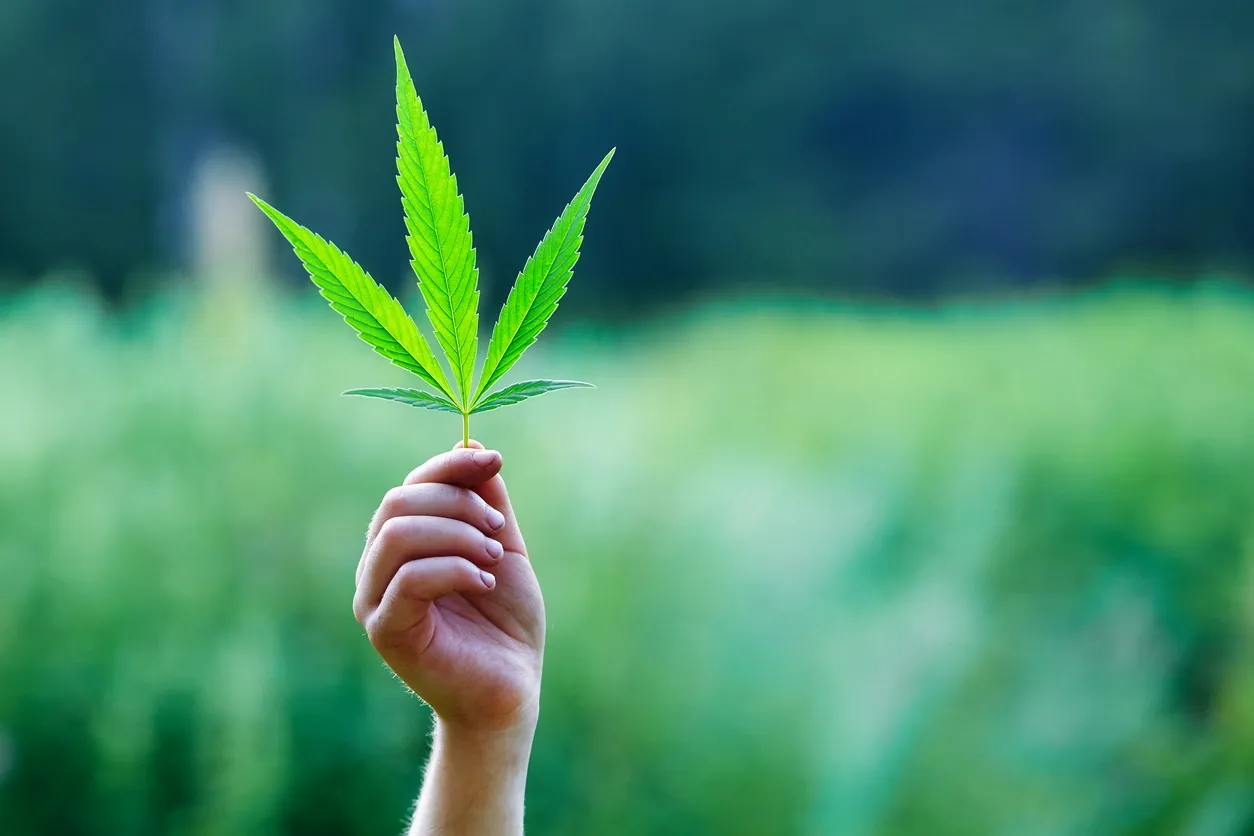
left=375, top=516, right=420, bottom=555
left=433, top=451, right=460, bottom=475
left=375, top=515, right=406, bottom=545
left=444, top=558, right=476, bottom=587
left=435, top=483, right=464, bottom=507
left=453, top=486, right=483, bottom=515
left=394, top=558, right=420, bottom=583
left=352, top=591, right=370, bottom=627
left=457, top=524, right=486, bottom=553
left=403, top=459, right=435, bottom=485
left=393, top=560, right=429, bottom=598
left=363, top=611, right=386, bottom=648
left=379, top=486, right=410, bottom=517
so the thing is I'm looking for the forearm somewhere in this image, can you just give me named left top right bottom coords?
left=408, top=714, right=537, bottom=836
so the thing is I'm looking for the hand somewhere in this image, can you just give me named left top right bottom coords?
left=353, top=440, right=545, bottom=736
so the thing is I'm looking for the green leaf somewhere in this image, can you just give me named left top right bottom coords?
left=343, top=387, right=462, bottom=414
left=394, top=37, right=479, bottom=407
left=248, top=193, right=455, bottom=401
left=254, top=38, right=609, bottom=442
left=471, top=379, right=595, bottom=414
left=475, top=149, right=615, bottom=402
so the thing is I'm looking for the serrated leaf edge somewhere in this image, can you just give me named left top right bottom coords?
left=475, top=149, right=614, bottom=402
left=471, top=379, right=595, bottom=414
left=343, top=387, right=462, bottom=414
left=394, top=37, right=480, bottom=408
left=247, top=192, right=456, bottom=401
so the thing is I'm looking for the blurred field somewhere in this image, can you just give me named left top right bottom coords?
left=3, top=282, right=1254, bottom=835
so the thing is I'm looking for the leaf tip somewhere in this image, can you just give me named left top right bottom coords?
left=394, top=36, right=411, bottom=84
left=247, top=193, right=285, bottom=228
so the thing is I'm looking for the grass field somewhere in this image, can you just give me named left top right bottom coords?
left=3, top=281, right=1254, bottom=835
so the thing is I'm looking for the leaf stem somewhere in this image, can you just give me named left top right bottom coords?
left=462, top=410, right=470, bottom=449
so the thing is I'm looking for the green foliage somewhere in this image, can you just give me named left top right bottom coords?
left=247, top=194, right=453, bottom=399
left=251, top=37, right=610, bottom=445
left=470, top=379, right=595, bottom=414
left=342, top=387, right=461, bottom=413
left=393, top=37, right=479, bottom=403
left=5, top=284, right=1254, bottom=834
left=476, top=149, right=615, bottom=401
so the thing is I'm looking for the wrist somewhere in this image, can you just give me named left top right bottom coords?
left=434, top=699, right=539, bottom=762
left=412, top=709, right=537, bottom=836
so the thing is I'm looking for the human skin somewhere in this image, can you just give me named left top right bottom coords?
left=353, top=440, right=544, bottom=835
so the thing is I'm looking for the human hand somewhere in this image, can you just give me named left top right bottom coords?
left=353, top=440, right=545, bottom=737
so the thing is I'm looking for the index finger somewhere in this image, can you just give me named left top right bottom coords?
left=403, top=446, right=503, bottom=488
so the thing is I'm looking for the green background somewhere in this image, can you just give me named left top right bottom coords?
left=4, top=283, right=1254, bottom=833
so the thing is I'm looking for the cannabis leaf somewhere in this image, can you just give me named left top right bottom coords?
left=475, top=149, right=615, bottom=402
left=247, top=194, right=455, bottom=400
left=250, top=36, right=611, bottom=447
left=472, top=380, right=595, bottom=414
left=342, top=388, right=461, bottom=414
left=394, top=39, right=479, bottom=406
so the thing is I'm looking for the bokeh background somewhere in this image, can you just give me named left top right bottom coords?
left=3, top=1, right=1254, bottom=834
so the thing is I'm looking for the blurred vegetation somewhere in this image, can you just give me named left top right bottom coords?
left=3, top=281, right=1254, bottom=834
left=3, top=0, right=1254, bottom=305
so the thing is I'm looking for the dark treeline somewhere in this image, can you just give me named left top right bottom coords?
left=2, top=0, right=1253, bottom=312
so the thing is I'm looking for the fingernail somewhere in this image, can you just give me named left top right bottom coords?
left=485, top=538, right=503, bottom=559
left=480, top=570, right=496, bottom=589
left=472, top=450, right=499, bottom=468
left=486, top=506, right=506, bottom=530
